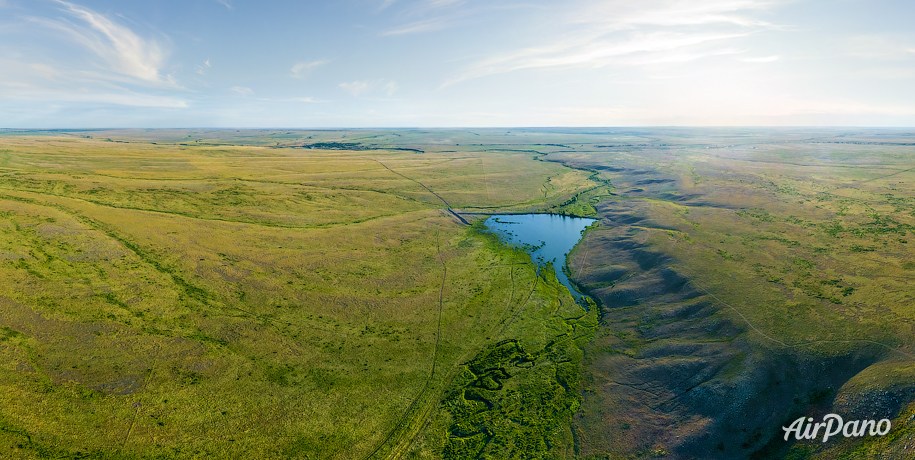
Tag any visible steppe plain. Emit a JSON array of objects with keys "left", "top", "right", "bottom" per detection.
[{"left": 0, "top": 128, "right": 911, "bottom": 459}]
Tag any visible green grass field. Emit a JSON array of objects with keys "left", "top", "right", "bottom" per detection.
[
  {"left": 0, "top": 128, "right": 911, "bottom": 459},
  {"left": 0, "top": 133, "right": 598, "bottom": 458}
]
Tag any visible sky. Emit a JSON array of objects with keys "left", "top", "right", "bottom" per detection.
[{"left": 1, "top": 0, "right": 914, "bottom": 127}]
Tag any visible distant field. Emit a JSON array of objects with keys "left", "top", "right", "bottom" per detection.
[{"left": 0, "top": 128, "right": 912, "bottom": 459}]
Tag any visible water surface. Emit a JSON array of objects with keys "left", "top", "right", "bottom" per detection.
[{"left": 484, "top": 214, "right": 596, "bottom": 301}]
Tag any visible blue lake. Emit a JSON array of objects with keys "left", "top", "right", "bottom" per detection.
[{"left": 484, "top": 214, "right": 597, "bottom": 302}]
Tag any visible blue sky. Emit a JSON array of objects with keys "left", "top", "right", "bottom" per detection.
[{"left": 1, "top": 0, "right": 914, "bottom": 127}]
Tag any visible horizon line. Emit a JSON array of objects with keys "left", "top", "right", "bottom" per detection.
[{"left": 3, "top": 125, "right": 915, "bottom": 131}]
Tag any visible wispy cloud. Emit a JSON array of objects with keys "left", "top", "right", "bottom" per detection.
[
  {"left": 40, "top": 0, "right": 172, "bottom": 86},
  {"left": 215, "top": 0, "right": 233, "bottom": 11},
  {"left": 380, "top": 0, "right": 470, "bottom": 36},
  {"left": 397, "top": 0, "right": 467, "bottom": 16},
  {"left": 339, "top": 80, "right": 371, "bottom": 96},
  {"left": 424, "top": 0, "right": 465, "bottom": 8},
  {"left": 0, "top": 1, "right": 186, "bottom": 111},
  {"left": 290, "top": 59, "right": 327, "bottom": 79},
  {"left": 0, "top": 58, "right": 186, "bottom": 108},
  {"left": 339, "top": 79, "right": 398, "bottom": 97},
  {"left": 231, "top": 85, "right": 254, "bottom": 96},
  {"left": 566, "top": 0, "right": 779, "bottom": 29},
  {"left": 741, "top": 55, "right": 780, "bottom": 63},
  {"left": 446, "top": 32, "right": 752, "bottom": 85},
  {"left": 196, "top": 58, "right": 211, "bottom": 75},
  {"left": 445, "top": 0, "right": 783, "bottom": 86},
  {"left": 382, "top": 17, "right": 452, "bottom": 36}
]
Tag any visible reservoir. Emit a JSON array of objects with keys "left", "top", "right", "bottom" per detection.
[{"left": 484, "top": 214, "right": 597, "bottom": 302}]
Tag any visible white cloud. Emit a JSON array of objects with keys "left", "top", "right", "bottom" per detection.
[
  {"left": 382, "top": 17, "right": 452, "bottom": 36},
  {"left": 231, "top": 85, "right": 254, "bottom": 96},
  {"left": 567, "top": 0, "right": 778, "bottom": 29},
  {"left": 339, "top": 80, "right": 371, "bottom": 96},
  {"left": 446, "top": 31, "right": 751, "bottom": 86},
  {"left": 44, "top": 1, "right": 172, "bottom": 86},
  {"left": 741, "top": 55, "right": 780, "bottom": 63},
  {"left": 215, "top": 0, "right": 233, "bottom": 10},
  {"left": 338, "top": 79, "right": 398, "bottom": 97},
  {"left": 417, "top": 0, "right": 466, "bottom": 13},
  {"left": 445, "top": 0, "right": 782, "bottom": 86},
  {"left": 380, "top": 0, "right": 471, "bottom": 36},
  {"left": 196, "top": 58, "right": 211, "bottom": 75},
  {"left": 290, "top": 60, "right": 327, "bottom": 79},
  {"left": 0, "top": 74, "right": 187, "bottom": 108},
  {"left": 292, "top": 97, "right": 320, "bottom": 104}
]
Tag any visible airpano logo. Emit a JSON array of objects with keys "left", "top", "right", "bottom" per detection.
[{"left": 783, "top": 413, "right": 892, "bottom": 443}]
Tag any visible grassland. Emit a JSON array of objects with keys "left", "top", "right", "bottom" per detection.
[
  {"left": 549, "top": 128, "right": 915, "bottom": 458},
  {"left": 0, "top": 128, "right": 911, "bottom": 459},
  {"left": 0, "top": 132, "right": 598, "bottom": 458}
]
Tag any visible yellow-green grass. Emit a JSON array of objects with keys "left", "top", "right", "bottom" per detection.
[
  {"left": 5, "top": 129, "right": 910, "bottom": 458},
  {"left": 0, "top": 135, "right": 597, "bottom": 458},
  {"left": 640, "top": 152, "right": 913, "bottom": 355}
]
